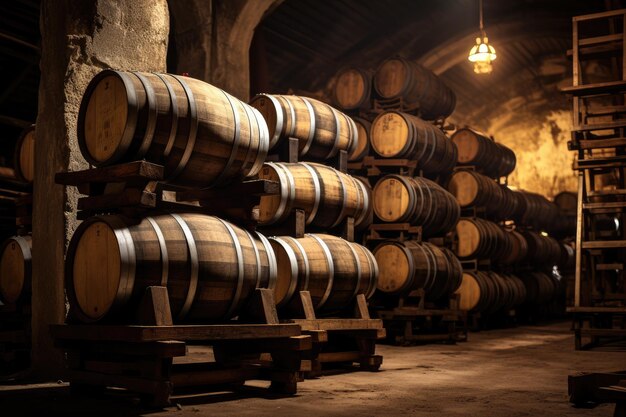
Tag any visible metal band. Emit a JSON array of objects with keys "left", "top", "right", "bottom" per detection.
[
  {"left": 131, "top": 72, "right": 158, "bottom": 159},
  {"left": 283, "top": 95, "right": 297, "bottom": 138},
  {"left": 262, "top": 162, "right": 291, "bottom": 225},
  {"left": 286, "top": 236, "right": 310, "bottom": 292},
  {"left": 116, "top": 222, "right": 137, "bottom": 307},
  {"left": 346, "top": 241, "right": 363, "bottom": 299},
  {"left": 170, "top": 214, "right": 199, "bottom": 320},
  {"left": 268, "top": 237, "right": 298, "bottom": 307},
  {"left": 324, "top": 106, "right": 342, "bottom": 159},
  {"left": 256, "top": 231, "right": 277, "bottom": 290},
  {"left": 146, "top": 217, "right": 169, "bottom": 287},
  {"left": 422, "top": 125, "right": 438, "bottom": 170},
  {"left": 353, "top": 178, "right": 369, "bottom": 227},
  {"left": 346, "top": 116, "right": 359, "bottom": 156},
  {"left": 330, "top": 169, "right": 350, "bottom": 228},
  {"left": 244, "top": 229, "right": 262, "bottom": 290},
  {"left": 212, "top": 89, "right": 242, "bottom": 185},
  {"left": 216, "top": 218, "right": 245, "bottom": 319},
  {"left": 421, "top": 242, "right": 437, "bottom": 292},
  {"left": 301, "top": 163, "right": 321, "bottom": 225},
  {"left": 152, "top": 73, "right": 179, "bottom": 160},
  {"left": 169, "top": 75, "right": 198, "bottom": 180},
  {"left": 306, "top": 234, "right": 334, "bottom": 310},
  {"left": 366, "top": 247, "right": 379, "bottom": 299},
  {"left": 248, "top": 106, "right": 270, "bottom": 176},
  {"left": 258, "top": 94, "right": 283, "bottom": 149},
  {"left": 299, "top": 97, "right": 316, "bottom": 155}
]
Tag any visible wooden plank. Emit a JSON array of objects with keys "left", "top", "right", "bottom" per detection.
[
  {"left": 584, "top": 201, "right": 626, "bottom": 210},
  {"left": 55, "top": 161, "right": 164, "bottom": 185},
  {"left": 578, "top": 33, "right": 623, "bottom": 46},
  {"left": 562, "top": 80, "right": 626, "bottom": 96},
  {"left": 55, "top": 340, "right": 186, "bottom": 357},
  {"left": 51, "top": 323, "right": 302, "bottom": 342},
  {"left": 597, "top": 263, "right": 624, "bottom": 271},
  {"left": 578, "top": 328, "right": 626, "bottom": 337},
  {"left": 582, "top": 240, "right": 626, "bottom": 249},
  {"left": 289, "top": 318, "right": 383, "bottom": 332},
  {"left": 573, "top": 9, "right": 626, "bottom": 22},
  {"left": 77, "top": 189, "right": 156, "bottom": 211},
  {"left": 577, "top": 137, "right": 626, "bottom": 149},
  {"left": 567, "top": 306, "right": 626, "bottom": 313}
]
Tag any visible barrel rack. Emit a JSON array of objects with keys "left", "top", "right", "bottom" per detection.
[
  {"left": 51, "top": 287, "right": 310, "bottom": 406},
  {"left": 562, "top": 8, "right": 626, "bottom": 349},
  {"left": 261, "top": 137, "right": 386, "bottom": 377}
]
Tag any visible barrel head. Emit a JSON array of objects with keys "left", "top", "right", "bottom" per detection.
[
  {"left": 0, "top": 240, "right": 25, "bottom": 304},
  {"left": 374, "top": 243, "right": 410, "bottom": 294}
]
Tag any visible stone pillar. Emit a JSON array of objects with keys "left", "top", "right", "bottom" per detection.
[{"left": 33, "top": 0, "right": 169, "bottom": 376}]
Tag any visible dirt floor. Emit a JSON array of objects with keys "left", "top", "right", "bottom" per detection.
[{"left": 1, "top": 321, "right": 624, "bottom": 417}]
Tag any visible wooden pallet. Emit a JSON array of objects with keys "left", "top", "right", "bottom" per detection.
[
  {"left": 282, "top": 291, "right": 385, "bottom": 377},
  {"left": 375, "top": 289, "right": 467, "bottom": 345},
  {"left": 569, "top": 369, "right": 626, "bottom": 416},
  {"left": 55, "top": 161, "right": 279, "bottom": 228},
  {"left": 0, "top": 301, "right": 31, "bottom": 379},
  {"left": 51, "top": 287, "right": 311, "bottom": 407}
]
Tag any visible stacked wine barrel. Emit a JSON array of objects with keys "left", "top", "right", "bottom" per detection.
[
  {"left": 0, "top": 124, "right": 36, "bottom": 308},
  {"left": 445, "top": 127, "right": 566, "bottom": 322},
  {"left": 64, "top": 70, "right": 378, "bottom": 324}
]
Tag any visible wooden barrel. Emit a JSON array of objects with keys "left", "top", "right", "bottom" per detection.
[
  {"left": 348, "top": 118, "right": 371, "bottom": 161},
  {"left": 558, "top": 241, "right": 575, "bottom": 271},
  {"left": 250, "top": 94, "right": 358, "bottom": 159},
  {"left": 520, "top": 272, "right": 560, "bottom": 305},
  {"left": 512, "top": 190, "right": 559, "bottom": 231},
  {"left": 454, "top": 218, "right": 511, "bottom": 260},
  {"left": 0, "top": 236, "right": 32, "bottom": 304},
  {"left": 270, "top": 234, "right": 377, "bottom": 315},
  {"left": 456, "top": 271, "right": 526, "bottom": 313},
  {"left": 66, "top": 214, "right": 277, "bottom": 323},
  {"left": 373, "top": 57, "right": 456, "bottom": 119},
  {"left": 374, "top": 240, "right": 462, "bottom": 301},
  {"left": 450, "top": 128, "right": 516, "bottom": 178},
  {"left": 257, "top": 162, "right": 370, "bottom": 229},
  {"left": 77, "top": 70, "right": 268, "bottom": 188},
  {"left": 498, "top": 229, "right": 528, "bottom": 265},
  {"left": 14, "top": 125, "right": 35, "bottom": 184},
  {"left": 553, "top": 191, "right": 577, "bottom": 213},
  {"left": 333, "top": 68, "right": 372, "bottom": 111},
  {"left": 370, "top": 111, "right": 457, "bottom": 175},
  {"left": 446, "top": 169, "right": 518, "bottom": 219},
  {"left": 372, "top": 175, "right": 460, "bottom": 236},
  {"left": 522, "top": 230, "right": 562, "bottom": 266}
]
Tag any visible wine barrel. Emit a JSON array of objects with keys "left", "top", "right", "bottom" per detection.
[
  {"left": 456, "top": 271, "right": 526, "bottom": 313},
  {"left": 14, "top": 125, "right": 35, "bottom": 184},
  {"left": 553, "top": 191, "right": 577, "bottom": 213},
  {"left": 454, "top": 218, "right": 510, "bottom": 260},
  {"left": 77, "top": 70, "right": 268, "bottom": 188},
  {"left": 498, "top": 229, "right": 528, "bottom": 265},
  {"left": 450, "top": 128, "right": 516, "bottom": 178},
  {"left": 374, "top": 240, "right": 462, "bottom": 301},
  {"left": 0, "top": 236, "right": 32, "bottom": 304},
  {"left": 370, "top": 111, "right": 457, "bottom": 175},
  {"left": 348, "top": 118, "right": 371, "bottom": 161},
  {"left": 520, "top": 271, "right": 560, "bottom": 305},
  {"left": 257, "top": 162, "right": 370, "bottom": 229},
  {"left": 250, "top": 94, "right": 358, "bottom": 159},
  {"left": 372, "top": 175, "right": 460, "bottom": 236},
  {"left": 66, "top": 214, "right": 277, "bottom": 323},
  {"left": 270, "top": 234, "right": 377, "bottom": 315},
  {"left": 512, "top": 190, "right": 559, "bottom": 231},
  {"left": 446, "top": 169, "right": 518, "bottom": 220},
  {"left": 522, "top": 230, "right": 562, "bottom": 266},
  {"left": 333, "top": 68, "right": 372, "bottom": 111},
  {"left": 373, "top": 57, "right": 456, "bottom": 119}
]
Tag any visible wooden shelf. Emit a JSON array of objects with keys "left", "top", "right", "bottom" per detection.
[
  {"left": 562, "top": 80, "right": 626, "bottom": 96},
  {"left": 582, "top": 240, "right": 626, "bottom": 249}
]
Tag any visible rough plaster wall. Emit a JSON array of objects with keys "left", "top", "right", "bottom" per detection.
[
  {"left": 449, "top": 56, "right": 577, "bottom": 199},
  {"left": 34, "top": 0, "right": 168, "bottom": 375}
]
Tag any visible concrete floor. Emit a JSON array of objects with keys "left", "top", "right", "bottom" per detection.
[{"left": 0, "top": 321, "right": 624, "bottom": 417}]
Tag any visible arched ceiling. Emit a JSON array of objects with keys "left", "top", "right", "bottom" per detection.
[{"left": 252, "top": 0, "right": 618, "bottom": 124}]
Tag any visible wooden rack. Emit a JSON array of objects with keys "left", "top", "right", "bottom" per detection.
[
  {"left": 51, "top": 287, "right": 311, "bottom": 407},
  {"left": 375, "top": 289, "right": 466, "bottom": 345},
  {"left": 282, "top": 291, "right": 384, "bottom": 377},
  {"left": 55, "top": 160, "right": 278, "bottom": 228}
]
